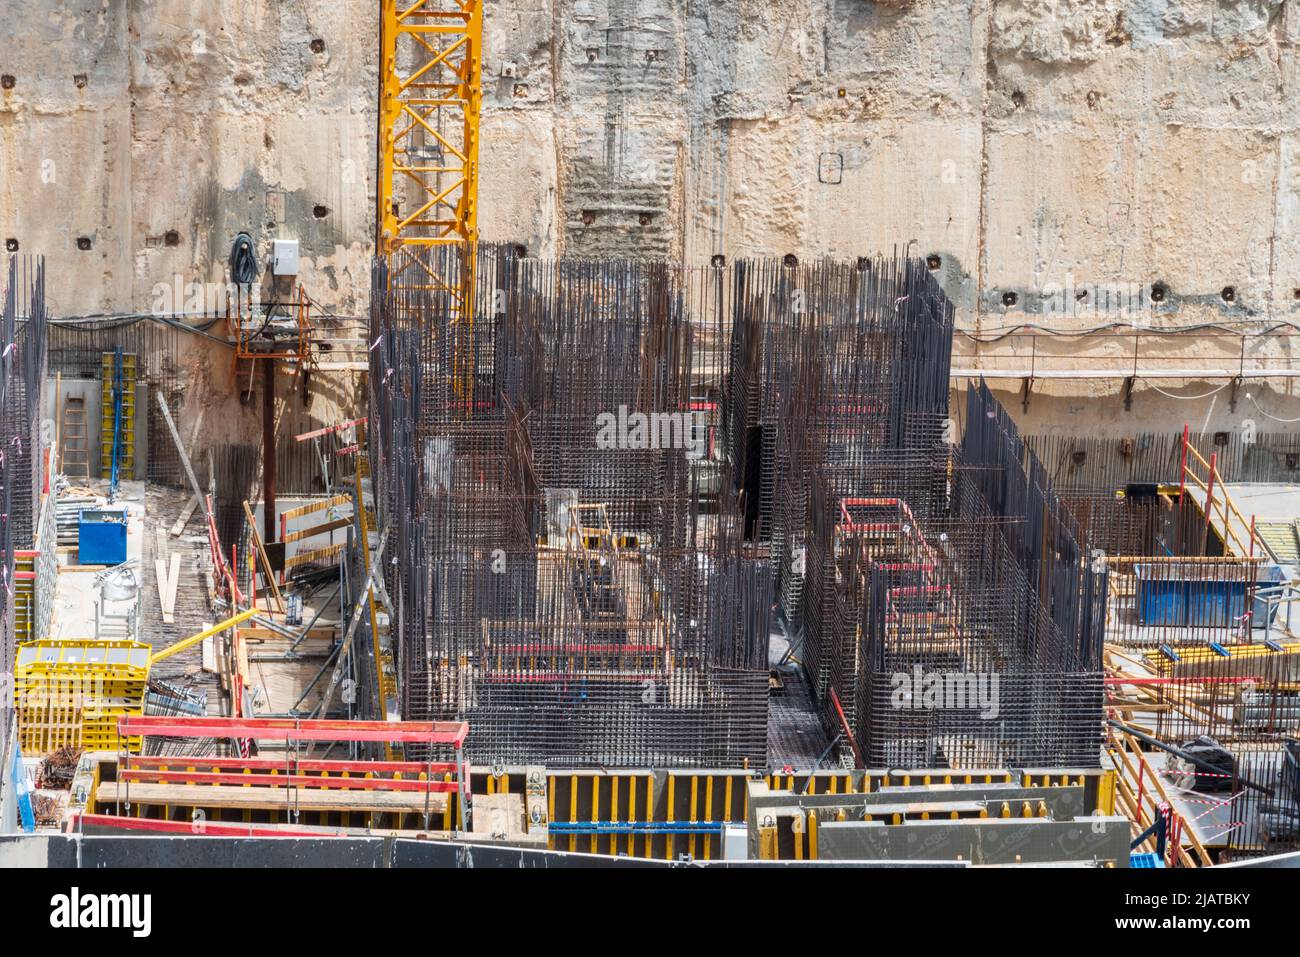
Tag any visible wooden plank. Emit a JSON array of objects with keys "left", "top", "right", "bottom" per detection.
[
  {"left": 170, "top": 495, "right": 200, "bottom": 537},
  {"left": 284, "top": 542, "right": 345, "bottom": 570},
  {"left": 294, "top": 417, "right": 367, "bottom": 443},
  {"left": 95, "top": 781, "right": 448, "bottom": 815},
  {"left": 284, "top": 516, "right": 352, "bottom": 544},
  {"left": 281, "top": 494, "right": 351, "bottom": 521},
  {"left": 242, "top": 500, "right": 285, "bottom": 613},
  {"left": 161, "top": 553, "right": 181, "bottom": 624},
  {"left": 155, "top": 393, "right": 211, "bottom": 523},
  {"left": 154, "top": 560, "right": 172, "bottom": 624},
  {"left": 240, "top": 626, "right": 335, "bottom": 641}
]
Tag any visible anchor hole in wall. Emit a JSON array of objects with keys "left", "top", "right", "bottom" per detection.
[
  {"left": 1221, "top": 285, "right": 1236, "bottom": 303},
  {"left": 164, "top": 230, "right": 180, "bottom": 247},
  {"left": 580, "top": 210, "right": 596, "bottom": 226},
  {"left": 310, "top": 38, "right": 325, "bottom": 54},
  {"left": 76, "top": 236, "right": 92, "bottom": 251},
  {"left": 1002, "top": 291, "right": 1018, "bottom": 307},
  {"left": 783, "top": 253, "right": 799, "bottom": 269},
  {"left": 4, "top": 239, "right": 17, "bottom": 252},
  {"left": 926, "top": 254, "right": 941, "bottom": 271},
  {"left": 1150, "top": 282, "right": 1167, "bottom": 303},
  {"left": 711, "top": 254, "right": 726, "bottom": 269},
  {"left": 313, "top": 205, "right": 329, "bottom": 219},
  {"left": 73, "top": 74, "right": 87, "bottom": 89}
]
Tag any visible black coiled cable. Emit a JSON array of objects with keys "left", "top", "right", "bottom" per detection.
[{"left": 229, "top": 232, "right": 258, "bottom": 285}]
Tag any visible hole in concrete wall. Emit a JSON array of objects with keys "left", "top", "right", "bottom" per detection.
[
  {"left": 782, "top": 253, "right": 798, "bottom": 268},
  {"left": 1086, "top": 90, "right": 1102, "bottom": 109},
  {"left": 1076, "top": 289, "right": 1088, "bottom": 301},
  {"left": 310, "top": 38, "right": 325, "bottom": 54},
  {"left": 1287, "top": 452, "right": 1300, "bottom": 470},
  {"left": 513, "top": 83, "right": 529, "bottom": 98},
  {"left": 1119, "top": 438, "right": 1135, "bottom": 458},
  {"left": 711, "top": 254, "right": 726, "bottom": 268},
  {"left": 73, "top": 74, "right": 87, "bottom": 89},
  {"left": 1293, "top": 288, "right": 1300, "bottom": 300},
  {"left": 1071, "top": 450, "right": 1087, "bottom": 466},
  {"left": 856, "top": 256, "right": 871, "bottom": 271},
  {"left": 837, "top": 87, "right": 847, "bottom": 98},
  {"left": 580, "top": 210, "right": 596, "bottom": 226},
  {"left": 164, "top": 230, "right": 180, "bottom": 247},
  {"left": 1011, "top": 90, "right": 1026, "bottom": 109},
  {"left": 512, "top": 244, "right": 527, "bottom": 258},
  {"left": 391, "top": 201, "right": 400, "bottom": 217},
  {"left": 586, "top": 48, "right": 600, "bottom": 63},
  {"left": 313, "top": 205, "right": 329, "bottom": 219},
  {"left": 645, "top": 49, "right": 660, "bottom": 63},
  {"left": 4, "top": 238, "right": 17, "bottom": 252},
  {"left": 1001, "top": 291, "right": 1018, "bottom": 307},
  {"left": 926, "top": 254, "right": 941, "bottom": 271},
  {"left": 76, "top": 236, "right": 92, "bottom": 251},
  {"left": 638, "top": 212, "right": 654, "bottom": 226},
  {"left": 0, "top": 75, "right": 14, "bottom": 90},
  {"left": 1213, "top": 431, "right": 1230, "bottom": 447},
  {"left": 1150, "top": 282, "right": 1167, "bottom": 303},
  {"left": 1221, "top": 285, "right": 1236, "bottom": 303}
]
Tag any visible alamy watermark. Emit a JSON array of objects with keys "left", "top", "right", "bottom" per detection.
[
  {"left": 890, "top": 666, "right": 1000, "bottom": 719},
  {"left": 595, "top": 405, "right": 705, "bottom": 458}
]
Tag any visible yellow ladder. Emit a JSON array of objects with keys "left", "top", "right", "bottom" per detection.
[{"left": 100, "top": 352, "right": 137, "bottom": 476}]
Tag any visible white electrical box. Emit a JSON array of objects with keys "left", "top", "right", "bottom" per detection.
[
  {"left": 271, "top": 239, "right": 299, "bottom": 276},
  {"left": 723, "top": 825, "right": 748, "bottom": 860}
]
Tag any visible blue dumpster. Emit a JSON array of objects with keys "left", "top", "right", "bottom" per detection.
[
  {"left": 78, "top": 508, "right": 128, "bottom": 565},
  {"left": 1135, "top": 562, "right": 1281, "bottom": 628}
]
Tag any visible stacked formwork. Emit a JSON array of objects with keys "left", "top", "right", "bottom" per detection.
[{"left": 371, "top": 248, "right": 770, "bottom": 767}]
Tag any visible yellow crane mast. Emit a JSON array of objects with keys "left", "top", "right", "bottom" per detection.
[{"left": 378, "top": 0, "right": 482, "bottom": 346}]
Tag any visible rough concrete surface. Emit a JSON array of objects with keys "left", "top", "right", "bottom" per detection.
[{"left": 4, "top": 1, "right": 1300, "bottom": 433}]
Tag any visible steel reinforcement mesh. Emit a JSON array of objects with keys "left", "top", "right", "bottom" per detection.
[
  {"left": 369, "top": 247, "right": 1103, "bottom": 770},
  {"left": 1, "top": 256, "right": 48, "bottom": 773},
  {"left": 372, "top": 247, "right": 769, "bottom": 767}
]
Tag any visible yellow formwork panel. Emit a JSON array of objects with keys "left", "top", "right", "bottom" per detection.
[{"left": 15, "top": 638, "right": 150, "bottom": 755}]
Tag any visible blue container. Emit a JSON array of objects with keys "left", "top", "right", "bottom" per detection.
[
  {"left": 1135, "top": 566, "right": 1185, "bottom": 625},
  {"left": 78, "top": 508, "right": 127, "bottom": 565},
  {"left": 1135, "top": 562, "right": 1279, "bottom": 628}
]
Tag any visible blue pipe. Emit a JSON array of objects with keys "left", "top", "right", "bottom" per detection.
[{"left": 547, "top": 821, "right": 729, "bottom": 835}]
